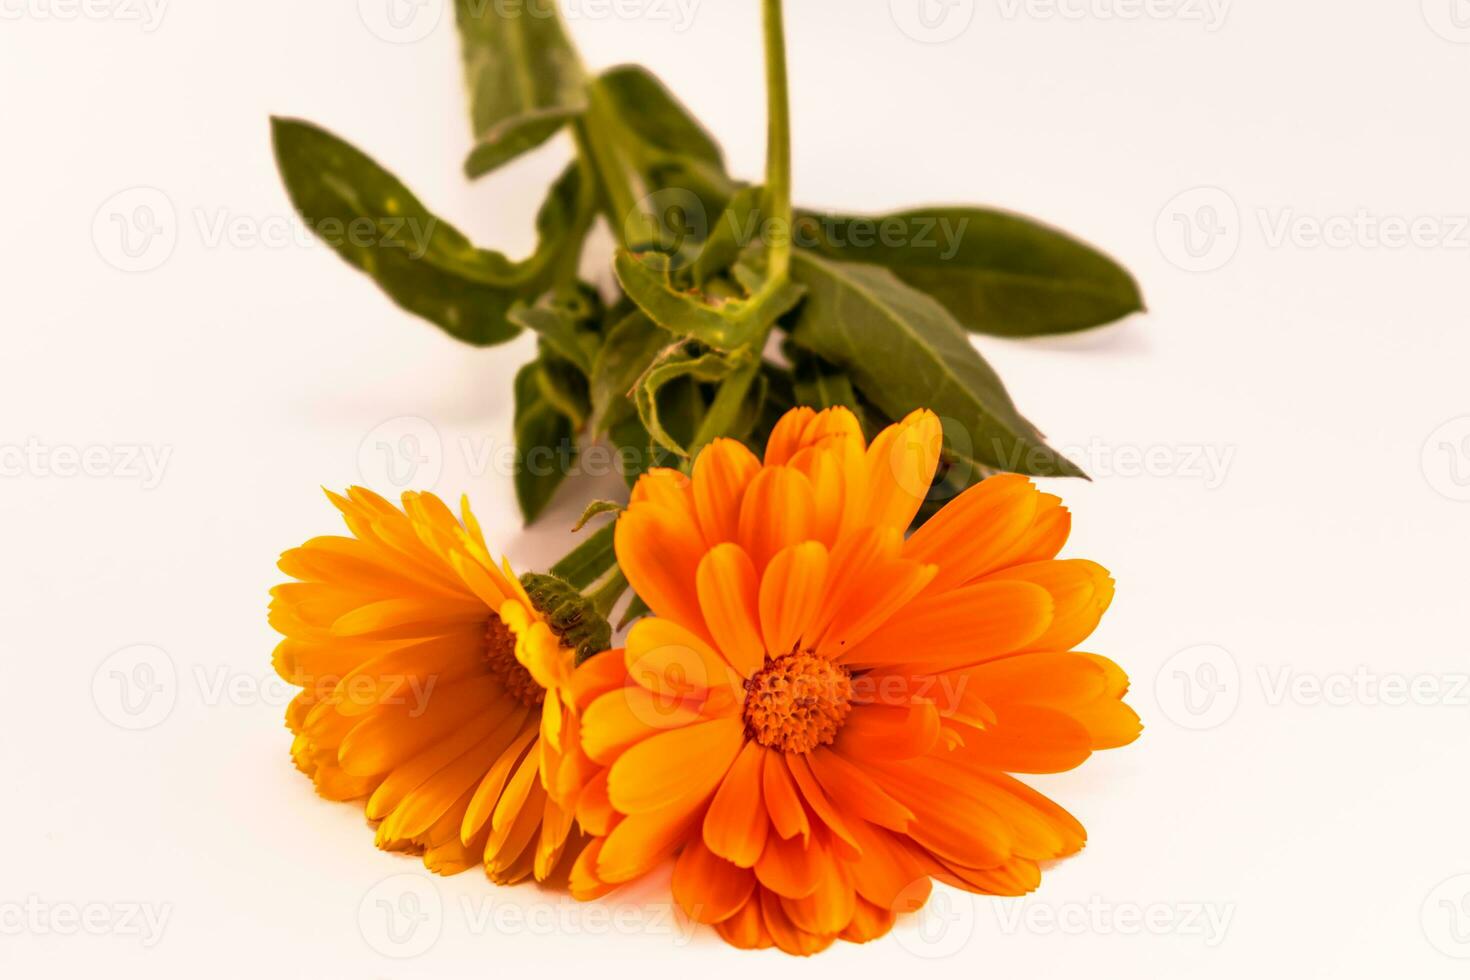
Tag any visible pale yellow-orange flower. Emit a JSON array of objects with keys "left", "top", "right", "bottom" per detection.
[{"left": 270, "top": 488, "right": 597, "bottom": 882}]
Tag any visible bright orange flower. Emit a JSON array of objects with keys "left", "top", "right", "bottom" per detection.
[
  {"left": 569, "top": 407, "right": 1140, "bottom": 955},
  {"left": 270, "top": 488, "right": 598, "bottom": 883}
]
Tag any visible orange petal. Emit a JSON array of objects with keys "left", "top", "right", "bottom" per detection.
[
  {"left": 704, "top": 740, "right": 770, "bottom": 867},
  {"left": 615, "top": 504, "right": 709, "bottom": 640},
  {"left": 596, "top": 791, "right": 708, "bottom": 884},
  {"left": 761, "top": 749, "right": 810, "bottom": 842},
  {"left": 982, "top": 560, "right": 1114, "bottom": 653},
  {"left": 692, "top": 438, "right": 761, "bottom": 546},
  {"left": 625, "top": 617, "right": 740, "bottom": 700},
  {"left": 673, "top": 838, "right": 757, "bottom": 924},
  {"left": 904, "top": 474, "right": 1040, "bottom": 591},
  {"left": 764, "top": 407, "right": 818, "bottom": 466},
  {"left": 755, "top": 828, "right": 823, "bottom": 898},
  {"left": 842, "top": 579, "right": 1053, "bottom": 671},
  {"left": 695, "top": 544, "right": 766, "bottom": 678},
  {"left": 758, "top": 541, "right": 829, "bottom": 657},
  {"left": 806, "top": 747, "right": 914, "bottom": 832},
  {"left": 580, "top": 685, "right": 703, "bottom": 765},
  {"left": 737, "top": 467, "right": 816, "bottom": 572},
  {"left": 864, "top": 409, "right": 942, "bottom": 533},
  {"left": 714, "top": 892, "right": 773, "bottom": 949},
  {"left": 760, "top": 886, "right": 835, "bottom": 956},
  {"left": 606, "top": 717, "right": 744, "bottom": 814}
]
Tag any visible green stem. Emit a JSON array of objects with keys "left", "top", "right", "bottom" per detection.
[
  {"left": 586, "top": 568, "right": 628, "bottom": 620},
  {"left": 762, "top": 0, "right": 793, "bottom": 283},
  {"left": 575, "top": 92, "right": 641, "bottom": 247}
]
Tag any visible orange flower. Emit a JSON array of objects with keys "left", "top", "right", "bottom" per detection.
[
  {"left": 568, "top": 407, "right": 1140, "bottom": 955},
  {"left": 270, "top": 488, "right": 599, "bottom": 883}
]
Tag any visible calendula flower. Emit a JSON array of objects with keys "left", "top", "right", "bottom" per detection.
[
  {"left": 270, "top": 487, "right": 606, "bottom": 883},
  {"left": 568, "top": 407, "right": 1140, "bottom": 955}
]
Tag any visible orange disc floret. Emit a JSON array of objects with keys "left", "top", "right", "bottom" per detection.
[{"left": 569, "top": 406, "right": 1140, "bottom": 955}]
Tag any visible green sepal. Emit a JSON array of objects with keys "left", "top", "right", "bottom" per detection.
[{"left": 519, "top": 573, "right": 613, "bottom": 666}]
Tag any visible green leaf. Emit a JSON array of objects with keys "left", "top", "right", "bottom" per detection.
[
  {"left": 592, "top": 65, "right": 738, "bottom": 232},
  {"left": 549, "top": 521, "right": 617, "bottom": 590},
  {"left": 594, "top": 64, "right": 725, "bottom": 176},
  {"left": 617, "top": 593, "right": 651, "bottom": 630},
  {"left": 589, "top": 311, "right": 670, "bottom": 435},
  {"left": 688, "top": 355, "right": 767, "bottom": 458},
  {"left": 614, "top": 250, "right": 805, "bottom": 352},
  {"left": 534, "top": 348, "right": 591, "bottom": 431},
  {"left": 513, "top": 360, "right": 577, "bottom": 523},
  {"left": 271, "top": 117, "right": 579, "bottom": 345},
  {"left": 509, "top": 293, "right": 600, "bottom": 377},
  {"left": 455, "top": 0, "right": 586, "bottom": 177},
  {"left": 572, "top": 500, "right": 624, "bottom": 533},
  {"left": 608, "top": 413, "right": 678, "bottom": 487},
  {"left": 465, "top": 107, "right": 582, "bottom": 179},
  {"left": 788, "top": 347, "right": 863, "bottom": 419},
  {"left": 694, "top": 186, "right": 763, "bottom": 287},
  {"left": 798, "top": 208, "right": 1142, "bottom": 337},
  {"left": 634, "top": 347, "right": 747, "bottom": 457},
  {"left": 789, "top": 252, "right": 1084, "bottom": 479}
]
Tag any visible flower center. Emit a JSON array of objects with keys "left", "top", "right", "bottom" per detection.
[
  {"left": 484, "top": 616, "right": 544, "bottom": 707},
  {"left": 743, "top": 651, "right": 853, "bottom": 754}
]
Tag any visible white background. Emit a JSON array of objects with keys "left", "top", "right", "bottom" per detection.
[{"left": 3, "top": 1, "right": 1469, "bottom": 976}]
